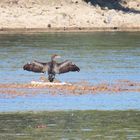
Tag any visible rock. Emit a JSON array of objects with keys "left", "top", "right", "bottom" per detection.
[
  {"left": 71, "top": 0, "right": 81, "bottom": 4},
  {"left": 48, "top": 24, "right": 51, "bottom": 28}
]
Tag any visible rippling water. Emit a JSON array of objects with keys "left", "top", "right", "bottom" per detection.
[
  {"left": 0, "top": 110, "right": 140, "bottom": 140},
  {"left": 0, "top": 32, "right": 140, "bottom": 112},
  {"left": 0, "top": 32, "right": 140, "bottom": 84},
  {"left": 0, "top": 32, "right": 140, "bottom": 139}
]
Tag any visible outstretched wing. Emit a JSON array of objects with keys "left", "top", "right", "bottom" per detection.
[
  {"left": 57, "top": 60, "right": 80, "bottom": 74},
  {"left": 23, "top": 60, "right": 49, "bottom": 73}
]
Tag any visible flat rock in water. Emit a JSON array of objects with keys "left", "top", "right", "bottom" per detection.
[{"left": 31, "top": 81, "right": 71, "bottom": 86}]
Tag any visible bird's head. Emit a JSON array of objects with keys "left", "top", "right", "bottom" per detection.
[{"left": 51, "top": 54, "right": 61, "bottom": 61}]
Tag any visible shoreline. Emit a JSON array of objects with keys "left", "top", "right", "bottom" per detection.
[
  {"left": 0, "top": 1, "right": 140, "bottom": 33},
  {"left": 0, "top": 27, "right": 140, "bottom": 34}
]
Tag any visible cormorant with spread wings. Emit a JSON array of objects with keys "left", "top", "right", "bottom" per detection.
[{"left": 23, "top": 54, "right": 80, "bottom": 82}]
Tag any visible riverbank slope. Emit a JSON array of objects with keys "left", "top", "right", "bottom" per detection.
[{"left": 0, "top": 0, "right": 140, "bottom": 31}]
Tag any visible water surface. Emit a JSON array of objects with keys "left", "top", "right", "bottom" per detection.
[
  {"left": 0, "top": 110, "right": 140, "bottom": 140},
  {"left": 0, "top": 92, "right": 140, "bottom": 112},
  {"left": 0, "top": 32, "right": 140, "bottom": 112},
  {"left": 0, "top": 32, "right": 140, "bottom": 84}
]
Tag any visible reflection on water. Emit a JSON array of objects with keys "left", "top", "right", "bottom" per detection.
[
  {"left": 0, "top": 32, "right": 140, "bottom": 84},
  {"left": 0, "top": 110, "right": 140, "bottom": 140}
]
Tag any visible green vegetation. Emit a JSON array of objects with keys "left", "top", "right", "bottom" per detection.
[{"left": 0, "top": 110, "right": 140, "bottom": 140}]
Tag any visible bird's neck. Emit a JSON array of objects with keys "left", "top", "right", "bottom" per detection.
[
  {"left": 51, "top": 57, "right": 55, "bottom": 61},
  {"left": 51, "top": 59, "right": 55, "bottom": 63},
  {"left": 50, "top": 59, "right": 56, "bottom": 67},
  {"left": 49, "top": 60, "right": 56, "bottom": 74}
]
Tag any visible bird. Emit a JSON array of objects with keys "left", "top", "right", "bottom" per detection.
[{"left": 23, "top": 54, "right": 80, "bottom": 82}]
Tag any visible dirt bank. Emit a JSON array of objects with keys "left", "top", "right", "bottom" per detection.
[
  {"left": 0, "top": 0, "right": 140, "bottom": 31},
  {"left": 0, "top": 80, "right": 140, "bottom": 97}
]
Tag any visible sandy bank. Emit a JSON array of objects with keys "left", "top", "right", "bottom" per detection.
[
  {"left": 0, "top": 0, "right": 140, "bottom": 31},
  {"left": 0, "top": 80, "right": 140, "bottom": 97}
]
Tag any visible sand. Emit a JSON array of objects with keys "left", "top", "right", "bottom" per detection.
[
  {"left": 0, "top": 0, "right": 140, "bottom": 31},
  {"left": 0, "top": 80, "right": 140, "bottom": 97}
]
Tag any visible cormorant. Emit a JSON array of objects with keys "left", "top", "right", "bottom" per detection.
[{"left": 23, "top": 54, "right": 80, "bottom": 82}]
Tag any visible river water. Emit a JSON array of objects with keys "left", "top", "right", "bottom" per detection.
[
  {"left": 0, "top": 32, "right": 140, "bottom": 112},
  {"left": 0, "top": 32, "right": 140, "bottom": 84},
  {"left": 0, "top": 32, "right": 140, "bottom": 140}
]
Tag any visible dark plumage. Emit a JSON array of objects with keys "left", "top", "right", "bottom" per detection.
[{"left": 23, "top": 54, "right": 80, "bottom": 82}]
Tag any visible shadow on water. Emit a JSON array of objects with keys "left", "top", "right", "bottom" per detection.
[
  {"left": 84, "top": 0, "right": 140, "bottom": 14},
  {"left": 0, "top": 110, "right": 140, "bottom": 140}
]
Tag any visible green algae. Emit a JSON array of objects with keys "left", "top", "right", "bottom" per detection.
[{"left": 0, "top": 110, "right": 140, "bottom": 140}]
